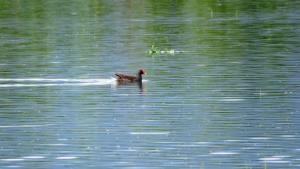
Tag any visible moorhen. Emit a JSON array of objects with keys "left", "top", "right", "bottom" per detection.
[{"left": 115, "top": 69, "right": 146, "bottom": 83}]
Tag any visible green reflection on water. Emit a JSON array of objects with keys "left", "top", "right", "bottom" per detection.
[{"left": 0, "top": 1, "right": 299, "bottom": 168}]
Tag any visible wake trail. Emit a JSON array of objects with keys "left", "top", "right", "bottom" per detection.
[{"left": 0, "top": 78, "right": 117, "bottom": 88}]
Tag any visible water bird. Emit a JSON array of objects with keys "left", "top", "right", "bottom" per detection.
[{"left": 115, "top": 69, "right": 146, "bottom": 83}]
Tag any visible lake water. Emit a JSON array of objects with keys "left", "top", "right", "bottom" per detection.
[{"left": 0, "top": 1, "right": 300, "bottom": 169}]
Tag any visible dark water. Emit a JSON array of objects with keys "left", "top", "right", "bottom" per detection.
[{"left": 1, "top": 1, "right": 300, "bottom": 168}]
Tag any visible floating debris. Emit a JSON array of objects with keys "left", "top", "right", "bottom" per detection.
[{"left": 148, "top": 45, "right": 178, "bottom": 55}]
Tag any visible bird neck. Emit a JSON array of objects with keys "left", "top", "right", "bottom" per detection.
[{"left": 137, "top": 73, "right": 143, "bottom": 82}]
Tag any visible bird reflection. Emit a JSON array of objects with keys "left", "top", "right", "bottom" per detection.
[{"left": 116, "top": 80, "right": 146, "bottom": 93}]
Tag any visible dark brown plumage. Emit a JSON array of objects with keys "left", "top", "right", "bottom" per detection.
[{"left": 115, "top": 69, "right": 146, "bottom": 83}]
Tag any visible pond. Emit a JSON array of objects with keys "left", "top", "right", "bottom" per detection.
[{"left": 0, "top": 0, "right": 300, "bottom": 169}]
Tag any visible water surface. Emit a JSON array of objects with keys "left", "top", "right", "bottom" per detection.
[{"left": 1, "top": 0, "right": 300, "bottom": 168}]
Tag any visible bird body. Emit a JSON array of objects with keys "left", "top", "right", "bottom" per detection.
[{"left": 115, "top": 69, "right": 146, "bottom": 83}]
